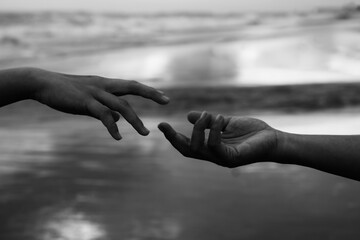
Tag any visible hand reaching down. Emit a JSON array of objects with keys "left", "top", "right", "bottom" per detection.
[{"left": 27, "top": 68, "right": 170, "bottom": 140}]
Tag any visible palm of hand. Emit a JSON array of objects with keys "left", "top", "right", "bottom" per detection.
[
  {"left": 158, "top": 113, "right": 279, "bottom": 168},
  {"left": 216, "top": 117, "right": 277, "bottom": 167}
]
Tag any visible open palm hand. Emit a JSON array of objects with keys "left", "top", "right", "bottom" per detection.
[{"left": 159, "top": 111, "right": 278, "bottom": 168}]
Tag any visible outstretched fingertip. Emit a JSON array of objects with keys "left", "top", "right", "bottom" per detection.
[
  {"left": 158, "top": 122, "right": 177, "bottom": 139},
  {"left": 108, "top": 127, "right": 122, "bottom": 141},
  {"left": 141, "top": 127, "right": 150, "bottom": 136},
  {"left": 158, "top": 122, "right": 170, "bottom": 132},
  {"left": 114, "top": 131, "right": 122, "bottom": 141},
  {"left": 160, "top": 95, "right": 170, "bottom": 104},
  {"left": 153, "top": 89, "right": 170, "bottom": 105}
]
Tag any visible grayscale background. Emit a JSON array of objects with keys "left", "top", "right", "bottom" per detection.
[{"left": 1, "top": 0, "right": 360, "bottom": 239}]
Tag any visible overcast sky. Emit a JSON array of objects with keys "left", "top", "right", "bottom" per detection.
[{"left": 1, "top": 0, "right": 359, "bottom": 12}]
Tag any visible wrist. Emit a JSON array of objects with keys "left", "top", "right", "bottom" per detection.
[
  {"left": 272, "top": 130, "right": 296, "bottom": 164},
  {"left": 24, "top": 67, "right": 47, "bottom": 101}
]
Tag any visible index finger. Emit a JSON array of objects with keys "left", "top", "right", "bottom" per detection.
[
  {"left": 107, "top": 80, "right": 170, "bottom": 105},
  {"left": 158, "top": 122, "right": 193, "bottom": 158}
]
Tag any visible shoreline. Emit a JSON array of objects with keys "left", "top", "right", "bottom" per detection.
[
  {"left": 133, "top": 82, "right": 360, "bottom": 115},
  {"left": 0, "top": 83, "right": 360, "bottom": 126}
]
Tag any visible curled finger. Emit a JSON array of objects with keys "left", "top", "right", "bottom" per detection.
[
  {"left": 111, "top": 111, "right": 120, "bottom": 122},
  {"left": 95, "top": 91, "right": 150, "bottom": 136},
  {"left": 208, "top": 114, "right": 227, "bottom": 157},
  {"left": 87, "top": 100, "right": 122, "bottom": 140},
  {"left": 190, "top": 111, "right": 211, "bottom": 152}
]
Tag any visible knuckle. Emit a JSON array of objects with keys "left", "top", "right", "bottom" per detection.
[
  {"left": 101, "top": 109, "right": 113, "bottom": 119},
  {"left": 122, "top": 111, "right": 139, "bottom": 123},
  {"left": 91, "top": 75, "right": 101, "bottom": 80},
  {"left": 89, "top": 75, "right": 110, "bottom": 89},
  {"left": 93, "top": 75, "right": 105, "bottom": 82},
  {"left": 103, "top": 79, "right": 117, "bottom": 92},
  {"left": 86, "top": 85, "right": 99, "bottom": 95},
  {"left": 85, "top": 75, "right": 102, "bottom": 82},
  {"left": 118, "top": 99, "right": 130, "bottom": 107},
  {"left": 85, "top": 99, "right": 97, "bottom": 111},
  {"left": 104, "top": 108, "right": 113, "bottom": 115},
  {"left": 128, "top": 80, "right": 140, "bottom": 90},
  {"left": 130, "top": 80, "right": 139, "bottom": 85},
  {"left": 127, "top": 115, "right": 139, "bottom": 124}
]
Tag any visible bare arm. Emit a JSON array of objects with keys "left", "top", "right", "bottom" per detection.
[
  {"left": 0, "top": 67, "right": 170, "bottom": 140},
  {"left": 0, "top": 68, "right": 40, "bottom": 106},
  {"left": 159, "top": 111, "right": 360, "bottom": 181},
  {"left": 277, "top": 133, "right": 360, "bottom": 181}
]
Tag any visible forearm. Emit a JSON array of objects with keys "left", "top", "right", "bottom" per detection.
[
  {"left": 0, "top": 68, "right": 41, "bottom": 107},
  {"left": 276, "top": 131, "right": 360, "bottom": 181}
]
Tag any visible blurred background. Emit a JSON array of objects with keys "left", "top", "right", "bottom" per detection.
[{"left": 1, "top": 0, "right": 360, "bottom": 239}]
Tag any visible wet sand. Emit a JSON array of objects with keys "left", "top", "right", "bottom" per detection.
[{"left": 0, "top": 112, "right": 360, "bottom": 240}]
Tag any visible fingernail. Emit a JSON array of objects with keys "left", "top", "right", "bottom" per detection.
[
  {"left": 200, "top": 111, "right": 207, "bottom": 119},
  {"left": 158, "top": 124, "right": 165, "bottom": 132},
  {"left": 161, "top": 96, "right": 170, "bottom": 102},
  {"left": 215, "top": 114, "right": 221, "bottom": 122}
]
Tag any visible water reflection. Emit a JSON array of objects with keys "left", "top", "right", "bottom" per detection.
[
  {"left": 131, "top": 218, "right": 181, "bottom": 239},
  {"left": 36, "top": 208, "right": 106, "bottom": 240},
  {"left": 0, "top": 116, "right": 360, "bottom": 239},
  {"left": 0, "top": 129, "right": 54, "bottom": 177}
]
